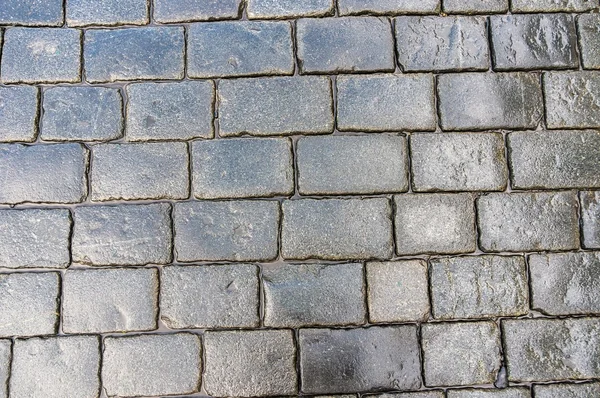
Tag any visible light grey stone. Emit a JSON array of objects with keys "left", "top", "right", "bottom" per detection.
[
  {"left": 544, "top": 71, "right": 600, "bottom": 128},
  {"left": 0, "top": 0, "right": 63, "bottom": 25},
  {"left": 154, "top": 0, "right": 241, "bottom": 22},
  {"left": 534, "top": 382, "right": 600, "bottom": 398},
  {"left": 0, "top": 86, "right": 38, "bottom": 142},
  {"left": 67, "top": 0, "right": 148, "bottom": 26},
  {"left": 338, "top": 0, "right": 440, "bottom": 15},
  {"left": 374, "top": 393, "right": 444, "bottom": 398},
  {"left": 447, "top": 388, "right": 531, "bottom": 398},
  {"left": 0, "top": 340, "right": 9, "bottom": 398},
  {"left": 248, "top": 0, "right": 334, "bottom": 18},
  {"left": 511, "top": 0, "right": 599, "bottom": 12},
  {"left": 578, "top": 14, "right": 600, "bottom": 69},
  {"left": 443, "top": 0, "right": 509, "bottom": 13},
  {"left": 582, "top": 191, "right": 600, "bottom": 248}
]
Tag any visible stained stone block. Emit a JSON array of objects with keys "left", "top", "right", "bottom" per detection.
[
  {"left": 447, "top": 388, "right": 531, "bottom": 398},
  {"left": 511, "top": 0, "right": 599, "bottom": 12},
  {"left": 544, "top": 71, "right": 600, "bottom": 128},
  {"left": 374, "top": 393, "right": 444, "bottom": 398},
  {"left": 581, "top": 191, "right": 600, "bottom": 248},
  {"left": 534, "top": 382, "right": 600, "bottom": 398},
  {"left": 338, "top": 0, "right": 440, "bottom": 15},
  {"left": 0, "top": 0, "right": 63, "bottom": 25},
  {"left": 0, "top": 86, "right": 38, "bottom": 142},
  {"left": 0, "top": 340, "right": 9, "bottom": 398},
  {"left": 67, "top": 0, "right": 148, "bottom": 26},
  {"left": 247, "top": 0, "right": 334, "bottom": 18},
  {"left": 443, "top": 0, "right": 509, "bottom": 13},
  {"left": 154, "top": 0, "right": 241, "bottom": 22},
  {"left": 578, "top": 14, "right": 600, "bottom": 69}
]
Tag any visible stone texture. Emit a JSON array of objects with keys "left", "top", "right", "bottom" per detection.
[
  {"left": 338, "top": 0, "right": 440, "bottom": 15},
  {"left": 544, "top": 71, "right": 600, "bottom": 128},
  {"left": 63, "top": 268, "right": 158, "bottom": 333},
  {"left": 443, "top": 0, "right": 509, "bottom": 13},
  {"left": 192, "top": 138, "right": 293, "bottom": 199},
  {"left": 160, "top": 264, "right": 260, "bottom": 329},
  {"left": 263, "top": 263, "right": 366, "bottom": 327},
  {"left": 447, "top": 388, "right": 531, "bottom": 398},
  {"left": 300, "top": 326, "right": 422, "bottom": 394},
  {"left": 582, "top": 191, "right": 600, "bottom": 248},
  {"left": 511, "top": 0, "right": 599, "bottom": 12},
  {"left": 297, "top": 134, "right": 408, "bottom": 195},
  {"left": 154, "top": 0, "right": 241, "bottom": 22},
  {"left": 0, "top": 0, "right": 63, "bottom": 25},
  {"left": 103, "top": 333, "right": 201, "bottom": 397},
  {"left": 248, "top": 0, "right": 334, "bottom": 18},
  {"left": 204, "top": 330, "right": 297, "bottom": 397},
  {"left": 578, "top": 14, "right": 600, "bottom": 69},
  {"left": 0, "top": 340, "right": 9, "bottom": 398},
  {"left": 281, "top": 198, "right": 393, "bottom": 260},
  {"left": 67, "top": 0, "right": 148, "bottom": 26},
  {"left": 375, "top": 393, "right": 444, "bottom": 398},
  {"left": 534, "top": 382, "right": 600, "bottom": 398},
  {"left": 0, "top": 86, "right": 38, "bottom": 142}
]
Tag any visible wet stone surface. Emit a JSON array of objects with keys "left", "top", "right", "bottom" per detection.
[
  {"left": 66, "top": 0, "right": 148, "bottom": 26},
  {"left": 544, "top": 71, "right": 600, "bottom": 128},
  {"left": 578, "top": 14, "right": 600, "bottom": 69},
  {"left": 153, "top": 0, "right": 241, "bottom": 22},
  {"left": 0, "top": 0, "right": 63, "bottom": 25},
  {"left": 0, "top": 86, "right": 38, "bottom": 142},
  {"left": 447, "top": 388, "right": 531, "bottom": 398},
  {"left": 511, "top": 0, "right": 599, "bottom": 12},
  {"left": 443, "top": 0, "right": 509, "bottom": 13},
  {"left": 581, "top": 191, "right": 600, "bottom": 248},
  {"left": 338, "top": 0, "right": 440, "bottom": 15},
  {"left": 375, "top": 392, "right": 445, "bottom": 398},
  {"left": 533, "top": 382, "right": 600, "bottom": 398},
  {"left": 247, "top": 0, "right": 334, "bottom": 18}
]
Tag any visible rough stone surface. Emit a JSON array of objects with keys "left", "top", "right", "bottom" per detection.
[
  {"left": 67, "top": 0, "right": 148, "bottom": 26},
  {"left": 0, "top": 340, "right": 9, "bottom": 398},
  {"left": 338, "top": 0, "right": 440, "bottom": 15},
  {"left": 0, "top": 86, "right": 38, "bottom": 142},
  {"left": 443, "top": 0, "right": 509, "bottom": 13},
  {"left": 544, "top": 71, "right": 600, "bottom": 128},
  {"left": 534, "top": 382, "right": 600, "bottom": 398},
  {"left": 581, "top": 191, "right": 600, "bottom": 248},
  {"left": 154, "top": 0, "right": 241, "bottom": 22},
  {"left": 447, "top": 388, "right": 531, "bottom": 398},
  {"left": 511, "top": 0, "right": 599, "bottom": 12},
  {"left": 0, "top": 0, "right": 63, "bottom": 25},
  {"left": 248, "top": 0, "right": 334, "bottom": 18},
  {"left": 375, "top": 393, "right": 444, "bottom": 398},
  {"left": 578, "top": 14, "right": 600, "bottom": 69}
]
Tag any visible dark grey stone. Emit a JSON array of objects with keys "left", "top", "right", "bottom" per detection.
[
  {"left": 512, "top": 0, "right": 599, "bottom": 12},
  {"left": 338, "top": 0, "right": 440, "bottom": 15},
  {"left": 443, "top": 0, "right": 509, "bottom": 13},
  {"left": 578, "top": 14, "right": 600, "bottom": 69},
  {"left": 0, "top": 86, "right": 38, "bottom": 142},
  {"left": 534, "top": 382, "right": 600, "bottom": 398},
  {"left": 67, "top": 0, "right": 148, "bottom": 26},
  {"left": 544, "top": 71, "right": 600, "bottom": 128},
  {"left": 581, "top": 191, "right": 600, "bottom": 248},
  {"left": 248, "top": 0, "right": 334, "bottom": 18},
  {"left": 0, "top": 0, "right": 63, "bottom": 26},
  {"left": 154, "top": 0, "right": 241, "bottom": 22},
  {"left": 0, "top": 340, "right": 9, "bottom": 398},
  {"left": 447, "top": 388, "right": 531, "bottom": 398}
]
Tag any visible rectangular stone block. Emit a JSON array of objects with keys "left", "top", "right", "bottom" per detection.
[
  {"left": 154, "top": 0, "right": 241, "bottom": 22},
  {"left": 0, "top": 340, "right": 9, "bottom": 398},
  {"left": 447, "top": 388, "right": 531, "bottom": 398},
  {"left": 581, "top": 191, "right": 600, "bottom": 248},
  {"left": 67, "top": 0, "right": 148, "bottom": 26},
  {"left": 443, "top": 0, "right": 509, "bottom": 13},
  {"left": 248, "top": 0, "right": 334, "bottom": 18},
  {"left": 0, "top": 86, "right": 38, "bottom": 142},
  {"left": 375, "top": 393, "right": 444, "bottom": 398},
  {"left": 534, "top": 382, "right": 600, "bottom": 398},
  {"left": 544, "top": 72, "right": 600, "bottom": 128},
  {"left": 578, "top": 14, "right": 600, "bottom": 69},
  {"left": 338, "top": 0, "right": 440, "bottom": 15},
  {"left": 0, "top": 0, "right": 63, "bottom": 25},
  {"left": 512, "top": 0, "right": 598, "bottom": 12}
]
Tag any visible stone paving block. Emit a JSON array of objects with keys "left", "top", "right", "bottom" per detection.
[
  {"left": 375, "top": 393, "right": 444, "bottom": 398},
  {"left": 188, "top": 21, "right": 293, "bottom": 78},
  {"left": 0, "top": 209, "right": 70, "bottom": 269},
  {"left": 395, "top": 16, "right": 489, "bottom": 72},
  {"left": 503, "top": 318, "right": 600, "bottom": 382},
  {"left": 578, "top": 14, "right": 600, "bottom": 69},
  {"left": 248, "top": 0, "right": 334, "bottom": 18},
  {"left": 160, "top": 264, "right": 259, "bottom": 329},
  {"left": 477, "top": 192, "right": 580, "bottom": 252},
  {"left": 0, "top": 86, "right": 38, "bottom": 142},
  {"left": 491, "top": 14, "right": 578, "bottom": 70},
  {"left": 192, "top": 138, "right": 293, "bottom": 199},
  {"left": 297, "top": 134, "right": 408, "bottom": 195},
  {"left": 282, "top": 198, "right": 393, "bottom": 260},
  {"left": 447, "top": 388, "right": 531, "bottom": 398},
  {"left": 512, "top": 0, "right": 599, "bottom": 12},
  {"left": 438, "top": 72, "right": 543, "bottom": 130},
  {"left": 534, "top": 382, "right": 600, "bottom": 398},
  {"left": 544, "top": 71, "right": 600, "bottom": 128},
  {"left": 0, "top": 340, "right": 9, "bottom": 398},
  {"left": 41, "top": 86, "right": 123, "bottom": 142},
  {"left": 154, "top": 0, "right": 241, "bottom": 22},
  {"left": 300, "top": 326, "right": 422, "bottom": 394},
  {"left": 103, "top": 333, "right": 201, "bottom": 397},
  {"left": 411, "top": 132, "right": 507, "bottom": 192},
  {"left": 0, "top": 143, "right": 88, "bottom": 204},
  {"left": 126, "top": 81, "right": 214, "bottom": 141},
  {"left": 337, "top": 74, "right": 436, "bottom": 131},
  {"left": 338, "top": 0, "right": 440, "bottom": 15},
  {"left": 508, "top": 130, "right": 600, "bottom": 189},
  {"left": 174, "top": 201, "right": 279, "bottom": 262},
  {"left": 367, "top": 260, "right": 430, "bottom": 323},
  {"left": 90, "top": 142, "right": 189, "bottom": 201},
  {"left": 395, "top": 194, "right": 476, "bottom": 255},
  {"left": 63, "top": 268, "right": 158, "bottom": 333},
  {"left": 1, "top": 28, "right": 81, "bottom": 83},
  {"left": 263, "top": 263, "right": 366, "bottom": 327},
  {"left": 443, "top": 0, "right": 509, "bottom": 13},
  {"left": 204, "top": 330, "right": 297, "bottom": 397},
  {"left": 84, "top": 27, "right": 184, "bottom": 83},
  {"left": 422, "top": 321, "right": 501, "bottom": 387},
  {"left": 67, "top": 0, "right": 148, "bottom": 26},
  {"left": 0, "top": 0, "right": 63, "bottom": 25},
  {"left": 297, "top": 17, "right": 394, "bottom": 74},
  {"left": 581, "top": 191, "right": 600, "bottom": 248},
  {"left": 430, "top": 255, "right": 529, "bottom": 320},
  {"left": 10, "top": 336, "right": 100, "bottom": 398},
  {"left": 219, "top": 76, "right": 333, "bottom": 136}
]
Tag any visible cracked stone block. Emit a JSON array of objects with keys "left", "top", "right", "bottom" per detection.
[
  {"left": 103, "top": 333, "right": 201, "bottom": 397},
  {"left": 67, "top": 0, "right": 148, "bottom": 26},
  {"left": 578, "top": 14, "right": 600, "bottom": 69},
  {"left": 297, "top": 17, "right": 394, "bottom": 74},
  {"left": 160, "top": 264, "right": 260, "bottom": 329},
  {"left": 188, "top": 21, "right": 294, "bottom": 78},
  {"left": 0, "top": 86, "right": 38, "bottom": 142},
  {"left": 63, "top": 268, "right": 158, "bottom": 333},
  {"left": 443, "top": 0, "right": 509, "bottom": 13},
  {"left": 411, "top": 132, "right": 507, "bottom": 192},
  {"left": 126, "top": 81, "right": 214, "bottom": 141},
  {"left": 41, "top": 86, "right": 123, "bottom": 142},
  {"left": 422, "top": 322, "right": 502, "bottom": 387},
  {"left": 582, "top": 191, "right": 600, "bottom": 248},
  {"left": 338, "top": 0, "right": 440, "bottom": 15},
  {"left": 544, "top": 71, "right": 600, "bottom": 128},
  {"left": 534, "top": 382, "right": 600, "bottom": 398},
  {"left": 263, "top": 263, "right": 366, "bottom": 327},
  {"left": 219, "top": 76, "right": 333, "bottom": 136},
  {"left": 512, "top": 0, "right": 599, "bottom": 12},
  {"left": 1, "top": 28, "right": 81, "bottom": 83},
  {"left": 90, "top": 142, "right": 189, "bottom": 201},
  {"left": 337, "top": 74, "right": 436, "bottom": 131},
  {"left": 477, "top": 192, "right": 580, "bottom": 252},
  {"left": 282, "top": 198, "right": 393, "bottom": 260},
  {"left": 447, "top": 388, "right": 531, "bottom": 398},
  {"left": 174, "top": 201, "right": 279, "bottom": 262},
  {"left": 0, "top": 340, "right": 9, "bottom": 398},
  {"left": 395, "top": 16, "right": 489, "bottom": 72},
  {"left": 248, "top": 0, "right": 334, "bottom": 18},
  {"left": 503, "top": 318, "right": 600, "bottom": 382},
  {"left": 367, "top": 260, "right": 430, "bottom": 323},
  {"left": 0, "top": 0, "right": 63, "bottom": 25},
  {"left": 192, "top": 138, "right": 293, "bottom": 199},
  {"left": 0, "top": 143, "right": 88, "bottom": 204},
  {"left": 297, "top": 134, "right": 408, "bottom": 195},
  {"left": 84, "top": 27, "right": 184, "bottom": 83},
  {"left": 430, "top": 255, "right": 529, "bottom": 320},
  {"left": 300, "top": 326, "right": 422, "bottom": 394},
  {"left": 395, "top": 194, "right": 476, "bottom": 255},
  {"left": 438, "top": 72, "right": 543, "bottom": 130},
  {"left": 154, "top": 0, "right": 241, "bottom": 22},
  {"left": 10, "top": 336, "right": 100, "bottom": 398},
  {"left": 204, "top": 330, "right": 297, "bottom": 397},
  {"left": 374, "top": 393, "right": 444, "bottom": 398}
]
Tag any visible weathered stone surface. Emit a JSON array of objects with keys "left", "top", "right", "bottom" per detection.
[
  {"left": 447, "top": 388, "right": 531, "bottom": 398},
  {"left": 154, "top": 0, "right": 241, "bottom": 22},
  {"left": 248, "top": 0, "right": 334, "bottom": 18},
  {"left": 0, "top": 340, "right": 9, "bottom": 398},
  {"left": 161, "top": 264, "right": 260, "bottom": 329},
  {"left": 395, "top": 194, "right": 476, "bottom": 255},
  {"left": 84, "top": 27, "right": 184, "bottom": 83},
  {"left": 90, "top": 142, "right": 189, "bottom": 201},
  {"left": 582, "top": 191, "right": 600, "bottom": 248},
  {"left": 430, "top": 255, "right": 529, "bottom": 319},
  {"left": 103, "top": 333, "right": 201, "bottom": 397},
  {"left": 438, "top": 72, "right": 543, "bottom": 130},
  {"left": 544, "top": 71, "right": 600, "bottom": 128},
  {"left": 375, "top": 393, "right": 444, "bottom": 398},
  {"left": 443, "top": 0, "right": 509, "bottom": 13},
  {"left": 477, "top": 192, "right": 580, "bottom": 252},
  {"left": 337, "top": 74, "right": 436, "bottom": 131},
  {"left": 192, "top": 138, "right": 293, "bottom": 199},
  {"left": 10, "top": 336, "right": 100, "bottom": 398},
  {"left": 263, "top": 263, "right": 366, "bottom": 327},
  {"left": 411, "top": 132, "right": 507, "bottom": 192},
  {"left": 174, "top": 201, "right": 279, "bottom": 262},
  {"left": 534, "top": 382, "right": 600, "bottom": 398},
  {"left": 0, "top": 0, "right": 63, "bottom": 25},
  {"left": 578, "top": 14, "right": 600, "bottom": 69},
  {"left": 63, "top": 268, "right": 158, "bottom": 333},
  {"left": 512, "top": 0, "right": 598, "bottom": 12},
  {"left": 422, "top": 322, "right": 502, "bottom": 387},
  {"left": 367, "top": 260, "right": 430, "bottom": 323},
  {"left": 338, "top": 0, "right": 440, "bottom": 15},
  {"left": 219, "top": 76, "right": 333, "bottom": 136},
  {"left": 395, "top": 16, "right": 489, "bottom": 72},
  {"left": 0, "top": 86, "right": 38, "bottom": 142},
  {"left": 126, "top": 81, "right": 214, "bottom": 141},
  {"left": 67, "top": 0, "right": 148, "bottom": 26},
  {"left": 503, "top": 318, "right": 600, "bottom": 382},
  {"left": 204, "top": 330, "right": 297, "bottom": 397},
  {"left": 297, "top": 134, "right": 408, "bottom": 195},
  {"left": 188, "top": 21, "right": 294, "bottom": 78},
  {"left": 281, "top": 198, "right": 393, "bottom": 260},
  {"left": 300, "top": 326, "right": 422, "bottom": 394},
  {"left": 41, "top": 86, "right": 123, "bottom": 141}
]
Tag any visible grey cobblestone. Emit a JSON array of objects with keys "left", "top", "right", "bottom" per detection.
[
  {"left": 375, "top": 392, "right": 444, "bottom": 398},
  {"left": 0, "top": 340, "right": 9, "bottom": 398},
  {"left": 66, "top": 0, "right": 148, "bottom": 27},
  {"left": 0, "top": 0, "right": 63, "bottom": 26},
  {"left": 443, "top": 0, "right": 509, "bottom": 13},
  {"left": 0, "top": 86, "right": 38, "bottom": 142},
  {"left": 154, "top": 0, "right": 241, "bottom": 23},
  {"left": 447, "top": 388, "right": 531, "bottom": 398},
  {"left": 247, "top": 0, "right": 334, "bottom": 18},
  {"left": 533, "top": 382, "right": 600, "bottom": 398},
  {"left": 578, "top": 14, "right": 600, "bottom": 69},
  {"left": 338, "top": 0, "right": 440, "bottom": 15},
  {"left": 544, "top": 71, "right": 600, "bottom": 128},
  {"left": 581, "top": 191, "right": 600, "bottom": 248},
  {"left": 511, "top": 0, "right": 599, "bottom": 12}
]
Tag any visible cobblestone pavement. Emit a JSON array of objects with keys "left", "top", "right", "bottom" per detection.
[{"left": 1, "top": 0, "right": 600, "bottom": 397}]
